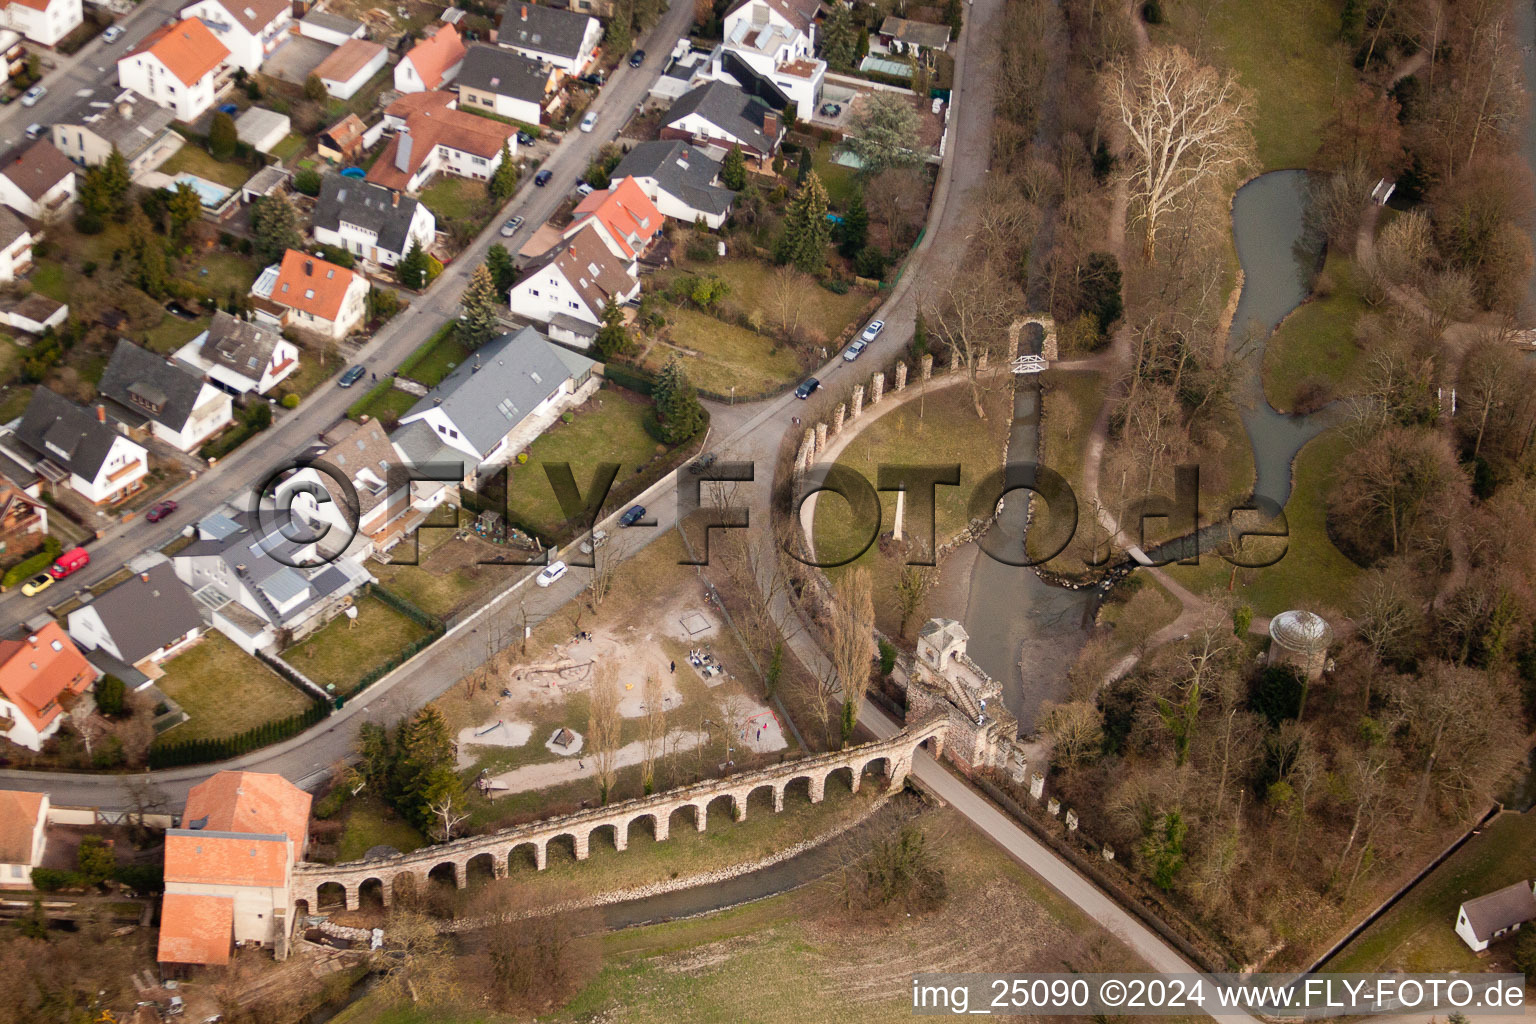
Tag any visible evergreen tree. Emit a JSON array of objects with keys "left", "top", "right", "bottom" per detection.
[
  {"left": 485, "top": 243, "right": 516, "bottom": 294},
  {"left": 773, "top": 170, "right": 832, "bottom": 273},
  {"left": 208, "top": 112, "right": 238, "bottom": 161},
  {"left": 397, "top": 240, "right": 431, "bottom": 289},
  {"left": 821, "top": 2, "right": 857, "bottom": 70},
  {"left": 651, "top": 357, "right": 705, "bottom": 444},
  {"left": 846, "top": 91, "right": 924, "bottom": 174},
  {"left": 101, "top": 148, "right": 132, "bottom": 220},
  {"left": 167, "top": 181, "right": 202, "bottom": 244},
  {"left": 392, "top": 707, "right": 456, "bottom": 831},
  {"left": 459, "top": 262, "right": 502, "bottom": 349},
  {"left": 304, "top": 73, "right": 327, "bottom": 102},
  {"left": 605, "top": 0, "right": 632, "bottom": 50},
  {"left": 126, "top": 207, "right": 169, "bottom": 297},
  {"left": 838, "top": 189, "right": 868, "bottom": 258},
  {"left": 720, "top": 144, "right": 747, "bottom": 191},
  {"left": 594, "top": 300, "right": 630, "bottom": 359},
  {"left": 489, "top": 142, "right": 519, "bottom": 201},
  {"left": 249, "top": 193, "right": 302, "bottom": 264}
]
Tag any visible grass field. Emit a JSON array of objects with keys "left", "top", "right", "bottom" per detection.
[
  {"left": 159, "top": 146, "right": 255, "bottom": 190},
  {"left": 350, "top": 384, "right": 419, "bottom": 427},
  {"left": 1151, "top": 0, "right": 1352, "bottom": 171},
  {"left": 662, "top": 256, "right": 876, "bottom": 346},
  {"left": 153, "top": 633, "right": 311, "bottom": 743},
  {"left": 283, "top": 595, "right": 433, "bottom": 695},
  {"left": 812, "top": 140, "right": 862, "bottom": 210},
  {"left": 420, "top": 177, "right": 489, "bottom": 223},
  {"left": 184, "top": 249, "right": 260, "bottom": 297},
  {"left": 142, "top": 314, "right": 207, "bottom": 355},
  {"left": 1263, "top": 253, "right": 1366, "bottom": 412},
  {"left": 367, "top": 528, "right": 516, "bottom": 620},
  {"left": 1326, "top": 811, "right": 1536, "bottom": 974},
  {"left": 280, "top": 347, "right": 346, "bottom": 400},
  {"left": 642, "top": 307, "right": 804, "bottom": 397},
  {"left": 337, "top": 795, "right": 428, "bottom": 862},
  {"left": 271, "top": 133, "right": 306, "bottom": 162},
  {"left": 401, "top": 330, "right": 470, "bottom": 387}
]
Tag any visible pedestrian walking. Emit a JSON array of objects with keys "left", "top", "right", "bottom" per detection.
[{"left": 670, "top": 660, "right": 676, "bottom": 673}]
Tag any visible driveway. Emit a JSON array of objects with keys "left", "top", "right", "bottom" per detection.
[{"left": 263, "top": 36, "right": 337, "bottom": 85}]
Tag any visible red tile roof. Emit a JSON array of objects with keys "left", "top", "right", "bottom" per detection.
[
  {"left": 384, "top": 89, "right": 458, "bottom": 120},
  {"left": 0, "top": 789, "right": 43, "bottom": 864},
  {"left": 367, "top": 104, "right": 515, "bottom": 191},
  {"left": 565, "top": 176, "right": 662, "bottom": 259},
  {"left": 157, "top": 893, "right": 233, "bottom": 965},
  {"left": 270, "top": 249, "right": 362, "bottom": 323},
  {"left": 164, "top": 832, "right": 291, "bottom": 887},
  {"left": 403, "top": 24, "right": 466, "bottom": 90},
  {"left": 124, "top": 18, "right": 230, "bottom": 87},
  {"left": 0, "top": 623, "right": 95, "bottom": 733},
  {"left": 181, "top": 769, "right": 311, "bottom": 847}
]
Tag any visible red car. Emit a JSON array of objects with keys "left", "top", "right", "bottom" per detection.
[{"left": 146, "top": 500, "right": 178, "bottom": 523}]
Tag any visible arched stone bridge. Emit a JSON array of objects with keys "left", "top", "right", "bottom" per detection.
[{"left": 293, "top": 720, "right": 947, "bottom": 912}]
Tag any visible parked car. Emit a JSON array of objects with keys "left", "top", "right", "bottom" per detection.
[
  {"left": 146, "top": 500, "right": 178, "bottom": 523},
  {"left": 516, "top": 130, "right": 536, "bottom": 146},
  {"left": 102, "top": 24, "right": 124, "bottom": 42},
  {"left": 24, "top": 123, "right": 43, "bottom": 140},
  {"left": 500, "top": 216, "right": 523, "bottom": 236},
  {"left": 575, "top": 180, "right": 594, "bottom": 196},
  {"left": 338, "top": 364, "right": 366, "bottom": 388},
  {"left": 859, "top": 319, "right": 885, "bottom": 343},
  {"left": 687, "top": 452, "right": 718, "bottom": 475},
  {"left": 579, "top": 528, "right": 607, "bottom": 555},
  {"left": 21, "top": 85, "right": 45, "bottom": 107},
  {"left": 578, "top": 71, "right": 604, "bottom": 86},
  {"left": 794, "top": 378, "right": 821, "bottom": 399},
  {"left": 536, "top": 560, "right": 568, "bottom": 587},
  {"left": 534, "top": 169, "right": 553, "bottom": 186},
  {"left": 50, "top": 547, "right": 89, "bottom": 579},
  {"left": 843, "top": 338, "right": 868, "bottom": 361},
  {"left": 21, "top": 573, "right": 52, "bottom": 597},
  {"left": 619, "top": 504, "right": 646, "bottom": 527},
  {"left": 580, "top": 111, "right": 598, "bottom": 133},
  {"left": 629, "top": 49, "right": 646, "bottom": 67},
  {"left": 217, "top": 103, "right": 238, "bottom": 115}
]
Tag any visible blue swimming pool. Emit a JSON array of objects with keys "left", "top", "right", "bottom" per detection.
[{"left": 173, "top": 172, "right": 233, "bottom": 209}]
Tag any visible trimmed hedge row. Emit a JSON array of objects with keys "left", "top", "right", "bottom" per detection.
[
  {"left": 600, "top": 362, "right": 656, "bottom": 396},
  {"left": 2, "top": 536, "right": 60, "bottom": 589},
  {"left": 346, "top": 378, "right": 396, "bottom": 420},
  {"left": 148, "top": 700, "right": 327, "bottom": 768},
  {"left": 396, "top": 321, "right": 459, "bottom": 381}
]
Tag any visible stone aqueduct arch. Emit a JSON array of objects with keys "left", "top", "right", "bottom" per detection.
[
  {"left": 292, "top": 721, "right": 947, "bottom": 911},
  {"left": 1009, "top": 315, "right": 1057, "bottom": 362}
]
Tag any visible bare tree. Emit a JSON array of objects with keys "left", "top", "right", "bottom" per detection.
[
  {"left": 426, "top": 791, "right": 471, "bottom": 843},
  {"left": 1103, "top": 45, "right": 1255, "bottom": 261},
  {"left": 828, "top": 567, "right": 875, "bottom": 746},
  {"left": 586, "top": 534, "right": 628, "bottom": 610},
  {"left": 641, "top": 674, "right": 664, "bottom": 794},
  {"left": 767, "top": 264, "right": 807, "bottom": 342},
  {"left": 893, "top": 565, "right": 936, "bottom": 639},
  {"left": 587, "top": 664, "right": 622, "bottom": 803},
  {"left": 481, "top": 886, "right": 601, "bottom": 1012},
  {"left": 922, "top": 257, "right": 1017, "bottom": 418},
  {"left": 374, "top": 910, "right": 458, "bottom": 1007}
]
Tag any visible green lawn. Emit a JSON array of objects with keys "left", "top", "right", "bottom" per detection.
[
  {"left": 1263, "top": 253, "right": 1366, "bottom": 412},
  {"left": 366, "top": 527, "right": 531, "bottom": 620},
  {"left": 1327, "top": 811, "right": 1536, "bottom": 973},
  {"left": 184, "top": 250, "right": 259, "bottom": 297},
  {"left": 1165, "top": 428, "right": 1361, "bottom": 616},
  {"left": 1152, "top": 0, "right": 1352, "bottom": 171},
  {"left": 158, "top": 145, "right": 255, "bottom": 190},
  {"left": 280, "top": 347, "right": 346, "bottom": 400},
  {"left": 350, "top": 384, "right": 420, "bottom": 429},
  {"left": 283, "top": 595, "right": 433, "bottom": 696},
  {"left": 0, "top": 385, "right": 30, "bottom": 423},
  {"left": 812, "top": 140, "right": 861, "bottom": 210},
  {"left": 29, "top": 261, "right": 69, "bottom": 302},
  {"left": 141, "top": 314, "right": 207, "bottom": 355},
  {"left": 641, "top": 306, "right": 803, "bottom": 398},
  {"left": 662, "top": 257, "right": 876, "bottom": 347},
  {"left": 152, "top": 633, "right": 312, "bottom": 744},
  {"left": 337, "top": 795, "right": 428, "bottom": 862},
  {"left": 420, "top": 176, "right": 489, "bottom": 223},
  {"left": 504, "top": 389, "right": 664, "bottom": 536},
  {"left": 399, "top": 329, "right": 470, "bottom": 387},
  {"left": 271, "top": 132, "right": 306, "bottom": 162}
]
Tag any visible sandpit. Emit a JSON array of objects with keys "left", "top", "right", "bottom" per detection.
[
  {"left": 717, "top": 693, "right": 788, "bottom": 753},
  {"left": 455, "top": 719, "right": 531, "bottom": 768}
]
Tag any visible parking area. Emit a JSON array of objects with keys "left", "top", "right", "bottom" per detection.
[{"left": 264, "top": 35, "right": 337, "bottom": 85}]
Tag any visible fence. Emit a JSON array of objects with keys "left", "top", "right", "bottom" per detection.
[{"left": 147, "top": 699, "right": 328, "bottom": 768}]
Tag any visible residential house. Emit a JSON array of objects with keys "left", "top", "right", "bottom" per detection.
[
  {"left": 313, "top": 175, "right": 436, "bottom": 270},
  {"left": 179, "top": 0, "right": 291, "bottom": 74},
  {"left": 298, "top": 9, "right": 364, "bottom": 45},
  {"left": 314, "top": 38, "right": 387, "bottom": 100},
  {"left": 706, "top": 0, "right": 822, "bottom": 111},
  {"left": 0, "top": 476, "right": 46, "bottom": 555},
  {"left": 159, "top": 771, "right": 311, "bottom": 967},
  {"left": 367, "top": 101, "right": 516, "bottom": 194},
  {"left": 9, "top": 388, "right": 148, "bottom": 505},
  {"left": 508, "top": 224, "right": 639, "bottom": 338},
  {"left": 117, "top": 18, "right": 232, "bottom": 123},
  {"left": 0, "top": 140, "right": 77, "bottom": 220},
  {"left": 395, "top": 325, "right": 596, "bottom": 481},
  {"left": 235, "top": 106, "right": 289, "bottom": 153},
  {"left": 560, "top": 176, "right": 663, "bottom": 261},
  {"left": 174, "top": 310, "right": 299, "bottom": 396},
  {"left": 0, "top": 294, "right": 66, "bottom": 334},
  {"left": 317, "top": 112, "right": 370, "bottom": 163},
  {"left": 0, "top": 623, "right": 97, "bottom": 752},
  {"left": 394, "top": 23, "right": 466, "bottom": 93},
  {"left": 97, "top": 338, "right": 234, "bottom": 453},
  {"left": 171, "top": 508, "right": 371, "bottom": 651},
  {"left": 495, "top": 1, "right": 600, "bottom": 76},
  {"left": 662, "top": 80, "right": 784, "bottom": 165},
  {"left": 380, "top": 87, "right": 456, "bottom": 130},
  {"left": 610, "top": 139, "right": 736, "bottom": 228},
  {"left": 0, "top": 205, "right": 31, "bottom": 282},
  {"left": 254, "top": 249, "right": 369, "bottom": 341},
  {"left": 0, "top": 790, "right": 47, "bottom": 887},
  {"left": 1456, "top": 881, "right": 1536, "bottom": 952},
  {"left": 875, "top": 15, "right": 951, "bottom": 57},
  {"left": 51, "top": 85, "right": 182, "bottom": 177},
  {"left": 0, "top": 0, "right": 81, "bottom": 47},
  {"left": 0, "top": 30, "right": 19, "bottom": 84},
  {"left": 67, "top": 562, "right": 204, "bottom": 675},
  {"left": 455, "top": 44, "right": 553, "bottom": 124},
  {"left": 543, "top": 0, "right": 608, "bottom": 15}
]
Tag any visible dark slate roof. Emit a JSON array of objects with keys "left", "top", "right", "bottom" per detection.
[
  {"left": 612, "top": 140, "right": 736, "bottom": 216},
  {"left": 199, "top": 311, "right": 282, "bottom": 379},
  {"left": 81, "top": 562, "right": 203, "bottom": 665},
  {"left": 313, "top": 175, "right": 430, "bottom": 257},
  {"left": 457, "top": 44, "right": 549, "bottom": 102},
  {"left": 496, "top": 1, "right": 592, "bottom": 60},
  {"left": 178, "top": 509, "right": 359, "bottom": 627},
  {"left": 97, "top": 338, "right": 209, "bottom": 432},
  {"left": 390, "top": 419, "right": 467, "bottom": 471},
  {"left": 1461, "top": 881, "right": 1536, "bottom": 943},
  {"left": 0, "top": 205, "right": 27, "bottom": 251},
  {"left": 666, "top": 81, "right": 775, "bottom": 153},
  {"left": 718, "top": 48, "right": 789, "bottom": 110},
  {"left": 402, "top": 326, "right": 593, "bottom": 457},
  {"left": 14, "top": 388, "right": 126, "bottom": 479}
]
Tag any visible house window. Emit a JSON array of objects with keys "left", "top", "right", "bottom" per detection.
[{"left": 529, "top": 288, "right": 539, "bottom": 297}]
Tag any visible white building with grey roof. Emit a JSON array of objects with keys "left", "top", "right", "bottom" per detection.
[
  {"left": 175, "top": 310, "right": 300, "bottom": 397},
  {"left": 1456, "top": 880, "right": 1536, "bottom": 952},
  {"left": 495, "top": 0, "right": 601, "bottom": 75},
  {"left": 610, "top": 139, "right": 736, "bottom": 228},
  {"left": 7, "top": 388, "right": 149, "bottom": 505},
  {"left": 97, "top": 339, "right": 234, "bottom": 453},
  {"left": 51, "top": 86, "right": 183, "bottom": 177},
  {"left": 67, "top": 562, "right": 204, "bottom": 677},
  {"left": 455, "top": 44, "right": 553, "bottom": 124},
  {"left": 311, "top": 175, "right": 436, "bottom": 270}
]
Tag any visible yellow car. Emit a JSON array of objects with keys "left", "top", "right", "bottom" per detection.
[{"left": 21, "top": 573, "right": 53, "bottom": 597}]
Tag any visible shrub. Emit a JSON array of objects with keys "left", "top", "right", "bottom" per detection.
[
  {"left": 877, "top": 639, "right": 896, "bottom": 676},
  {"left": 561, "top": 411, "right": 574, "bottom": 423},
  {"left": 113, "top": 863, "right": 164, "bottom": 895},
  {"left": 30, "top": 868, "right": 77, "bottom": 892},
  {"left": 3, "top": 536, "right": 61, "bottom": 589},
  {"left": 95, "top": 674, "right": 126, "bottom": 716},
  {"left": 853, "top": 247, "right": 890, "bottom": 280},
  {"left": 281, "top": 393, "right": 300, "bottom": 409},
  {"left": 312, "top": 784, "right": 350, "bottom": 820},
  {"left": 820, "top": 277, "right": 850, "bottom": 294},
  {"left": 294, "top": 168, "right": 322, "bottom": 196}
]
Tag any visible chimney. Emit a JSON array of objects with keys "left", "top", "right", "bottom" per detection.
[
  {"left": 304, "top": 260, "right": 314, "bottom": 276},
  {"left": 520, "top": 3, "right": 527, "bottom": 17},
  {"left": 140, "top": 572, "right": 150, "bottom": 582},
  {"left": 96, "top": 404, "right": 105, "bottom": 423},
  {"left": 392, "top": 191, "right": 399, "bottom": 208},
  {"left": 761, "top": 110, "right": 780, "bottom": 139},
  {"left": 117, "top": 99, "right": 133, "bottom": 118}
]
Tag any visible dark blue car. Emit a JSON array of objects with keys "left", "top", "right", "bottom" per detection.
[{"left": 619, "top": 505, "right": 646, "bottom": 527}]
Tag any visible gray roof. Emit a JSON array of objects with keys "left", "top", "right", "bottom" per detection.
[
  {"left": 235, "top": 106, "right": 289, "bottom": 147},
  {"left": 878, "top": 15, "right": 952, "bottom": 49},
  {"left": 199, "top": 311, "right": 282, "bottom": 380},
  {"left": 403, "top": 326, "right": 593, "bottom": 457},
  {"left": 301, "top": 10, "right": 363, "bottom": 34},
  {"left": 178, "top": 509, "right": 361, "bottom": 627},
  {"left": 612, "top": 139, "right": 735, "bottom": 217},
  {"left": 0, "top": 205, "right": 27, "bottom": 251},
  {"left": 77, "top": 562, "right": 203, "bottom": 665},
  {"left": 666, "top": 81, "right": 775, "bottom": 154},
  {"left": 496, "top": 1, "right": 593, "bottom": 60},
  {"left": 54, "top": 86, "right": 175, "bottom": 163},
  {"left": 14, "top": 388, "right": 127, "bottom": 480},
  {"left": 313, "top": 175, "right": 431, "bottom": 258},
  {"left": 457, "top": 44, "right": 549, "bottom": 103},
  {"left": 97, "top": 338, "right": 209, "bottom": 432},
  {"left": 390, "top": 419, "right": 466, "bottom": 471},
  {"left": 1461, "top": 881, "right": 1536, "bottom": 943}
]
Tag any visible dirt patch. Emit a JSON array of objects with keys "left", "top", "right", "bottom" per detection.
[{"left": 455, "top": 719, "right": 531, "bottom": 769}]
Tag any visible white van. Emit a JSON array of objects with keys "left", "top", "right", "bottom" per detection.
[{"left": 536, "top": 560, "right": 568, "bottom": 587}]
